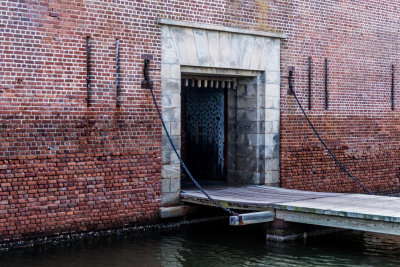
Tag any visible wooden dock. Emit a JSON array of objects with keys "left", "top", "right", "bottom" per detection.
[{"left": 181, "top": 185, "right": 400, "bottom": 235}]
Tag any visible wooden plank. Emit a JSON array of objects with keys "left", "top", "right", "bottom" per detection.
[
  {"left": 229, "top": 211, "right": 275, "bottom": 226},
  {"left": 181, "top": 185, "right": 400, "bottom": 235},
  {"left": 180, "top": 185, "right": 342, "bottom": 207},
  {"left": 180, "top": 194, "right": 273, "bottom": 210},
  {"left": 275, "top": 195, "right": 400, "bottom": 222},
  {"left": 276, "top": 209, "right": 400, "bottom": 236}
]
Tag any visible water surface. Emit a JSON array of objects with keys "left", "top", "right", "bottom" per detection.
[{"left": 2, "top": 221, "right": 400, "bottom": 267}]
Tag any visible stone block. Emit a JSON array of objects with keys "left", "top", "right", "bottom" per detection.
[
  {"left": 159, "top": 205, "right": 194, "bottom": 218},
  {"left": 262, "top": 121, "right": 274, "bottom": 134},
  {"left": 265, "top": 134, "right": 279, "bottom": 146},
  {"left": 265, "top": 83, "right": 280, "bottom": 97},
  {"left": 237, "top": 97, "right": 257, "bottom": 109},
  {"left": 170, "top": 150, "right": 180, "bottom": 164},
  {"left": 227, "top": 108, "right": 237, "bottom": 121},
  {"left": 170, "top": 177, "right": 180, "bottom": 193},
  {"left": 162, "top": 38, "right": 179, "bottom": 64},
  {"left": 230, "top": 33, "right": 244, "bottom": 68},
  {"left": 272, "top": 121, "right": 280, "bottom": 134},
  {"left": 170, "top": 64, "right": 180, "bottom": 78},
  {"left": 228, "top": 169, "right": 250, "bottom": 184},
  {"left": 265, "top": 158, "right": 279, "bottom": 171},
  {"left": 250, "top": 36, "right": 266, "bottom": 70},
  {"left": 240, "top": 36, "right": 255, "bottom": 69},
  {"left": 259, "top": 38, "right": 273, "bottom": 69},
  {"left": 264, "top": 96, "right": 279, "bottom": 109},
  {"left": 162, "top": 178, "right": 171, "bottom": 193},
  {"left": 227, "top": 144, "right": 237, "bottom": 156},
  {"left": 193, "top": 29, "right": 209, "bottom": 66},
  {"left": 162, "top": 107, "right": 180, "bottom": 121},
  {"left": 180, "top": 28, "right": 198, "bottom": 66},
  {"left": 237, "top": 121, "right": 258, "bottom": 134},
  {"left": 207, "top": 30, "right": 220, "bottom": 67},
  {"left": 272, "top": 97, "right": 280, "bottom": 109},
  {"left": 264, "top": 109, "right": 280, "bottom": 121},
  {"left": 237, "top": 108, "right": 257, "bottom": 122},
  {"left": 162, "top": 78, "right": 180, "bottom": 95},
  {"left": 237, "top": 84, "right": 247, "bottom": 96},
  {"left": 169, "top": 27, "right": 186, "bottom": 60},
  {"left": 227, "top": 130, "right": 237, "bottom": 143},
  {"left": 162, "top": 121, "right": 171, "bottom": 136},
  {"left": 262, "top": 145, "right": 279, "bottom": 159},
  {"left": 251, "top": 172, "right": 262, "bottom": 184},
  {"left": 162, "top": 150, "right": 171, "bottom": 165},
  {"left": 236, "top": 145, "right": 257, "bottom": 158},
  {"left": 264, "top": 170, "right": 280, "bottom": 184},
  {"left": 162, "top": 135, "right": 181, "bottom": 150},
  {"left": 162, "top": 192, "right": 180, "bottom": 207},
  {"left": 243, "top": 133, "right": 259, "bottom": 146},
  {"left": 170, "top": 120, "right": 180, "bottom": 136},
  {"left": 246, "top": 84, "right": 258, "bottom": 97},
  {"left": 161, "top": 64, "right": 171, "bottom": 79},
  {"left": 162, "top": 91, "right": 180, "bottom": 108},
  {"left": 265, "top": 39, "right": 281, "bottom": 72},
  {"left": 236, "top": 156, "right": 257, "bottom": 172},
  {"left": 161, "top": 26, "right": 171, "bottom": 38},
  {"left": 266, "top": 71, "right": 280, "bottom": 84},
  {"left": 226, "top": 157, "right": 236, "bottom": 170},
  {"left": 219, "top": 32, "right": 232, "bottom": 68},
  {"left": 161, "top": 164, "right": 180, "bottom": 179}
]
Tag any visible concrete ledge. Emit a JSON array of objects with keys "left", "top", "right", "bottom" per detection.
[
  {"left": 159, "top": 205, "right": 196, "bottom": 219},
  {"left": 158, "top": 18, "right": 287, "bottom": 39}
]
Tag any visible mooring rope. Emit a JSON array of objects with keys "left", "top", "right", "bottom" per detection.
[
  {"left": 288, "top": 80, "right": 374, "bottom": 195},
  {"left": 143, "top": 60, "right": 238, "bottom": 216}
]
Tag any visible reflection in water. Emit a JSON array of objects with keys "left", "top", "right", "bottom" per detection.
[{"left": 2, "top": 221, "right": 400, "bottom": 267}]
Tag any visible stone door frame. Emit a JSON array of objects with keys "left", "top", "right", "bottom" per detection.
[{"left": 159, "top": 19, "right": 285, "bottom": 206}]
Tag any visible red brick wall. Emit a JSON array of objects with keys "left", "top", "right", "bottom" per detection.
[
  {"left": 0, "top": 0, "right": 399, "bottom": 240},
  {"left": 276, "top": 1, "right": 400, "bottom": 193}
]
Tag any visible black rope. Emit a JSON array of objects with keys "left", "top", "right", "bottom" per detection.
[
  {"left": 143, "top": 60, "right": 238, "bottom": 216},
  {"left": 288, "top": 78, "right": 374, "bottom": 195}
]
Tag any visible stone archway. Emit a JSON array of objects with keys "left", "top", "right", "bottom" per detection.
[{"left": 159, "top": 19, "right": 284, "bottom": 206}]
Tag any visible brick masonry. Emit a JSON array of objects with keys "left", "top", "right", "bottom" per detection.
[{"left": 0, "top": 0, "right": 399, "bottom": 240}]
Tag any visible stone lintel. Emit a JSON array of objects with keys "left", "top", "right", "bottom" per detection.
[
  {"left": 158, "top": 18, "right": 287, "bottom": 39},
  {"left": 181, "top": 65, "right": 261, "bottom": 77}
]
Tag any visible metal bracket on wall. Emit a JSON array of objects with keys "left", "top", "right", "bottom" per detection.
[
  {"left": 116, "top": 39, "right": 121, "bottom": 107},
  {"left": 324, "top": 59, "right": 328, "bottom": 110},
  {"left": 141, "top": 54, "right": 153, "bottom": 89},
  {"left": 287, "top": 66, "right": 294, "bottom": 95},
  {"left": 308, "top": 57, "right": 312, "bottom": 110},
  {"left": 86, "top": 36, "right": 91, "bottom": 107},
  {"left": 392, "top": 65, "right": 395, "bottom": 111}
]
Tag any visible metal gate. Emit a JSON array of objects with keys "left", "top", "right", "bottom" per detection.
[{"left": 182, "top": 78, "right": 226, "bottom": 181}]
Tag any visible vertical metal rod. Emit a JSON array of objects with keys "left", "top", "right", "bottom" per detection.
[
  {"left": 324, "top": 58, "right": 328, "bottom": 110},
  {"left": 308, "top": 57, "right": 311, "bottom": 110},
  {"left": 288, "top": 70, "right": 294, "bottom": 95},
  {"left": 86, "top": 36, "right": 91, "bottom": 107},
  {"left": 116, "top": 39, "right": 121, "bottom": 107},
  {"left": 392, "top": 65, "right": 395, "bottom": 111}
]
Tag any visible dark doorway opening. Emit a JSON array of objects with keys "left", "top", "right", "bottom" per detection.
[{"left": 181, "top": 76, "right": 234, "bottom": 187}]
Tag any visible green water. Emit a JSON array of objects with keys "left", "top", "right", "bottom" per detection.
[{"left": 2, "top": 221, "right": 400, "bottom": 267}]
